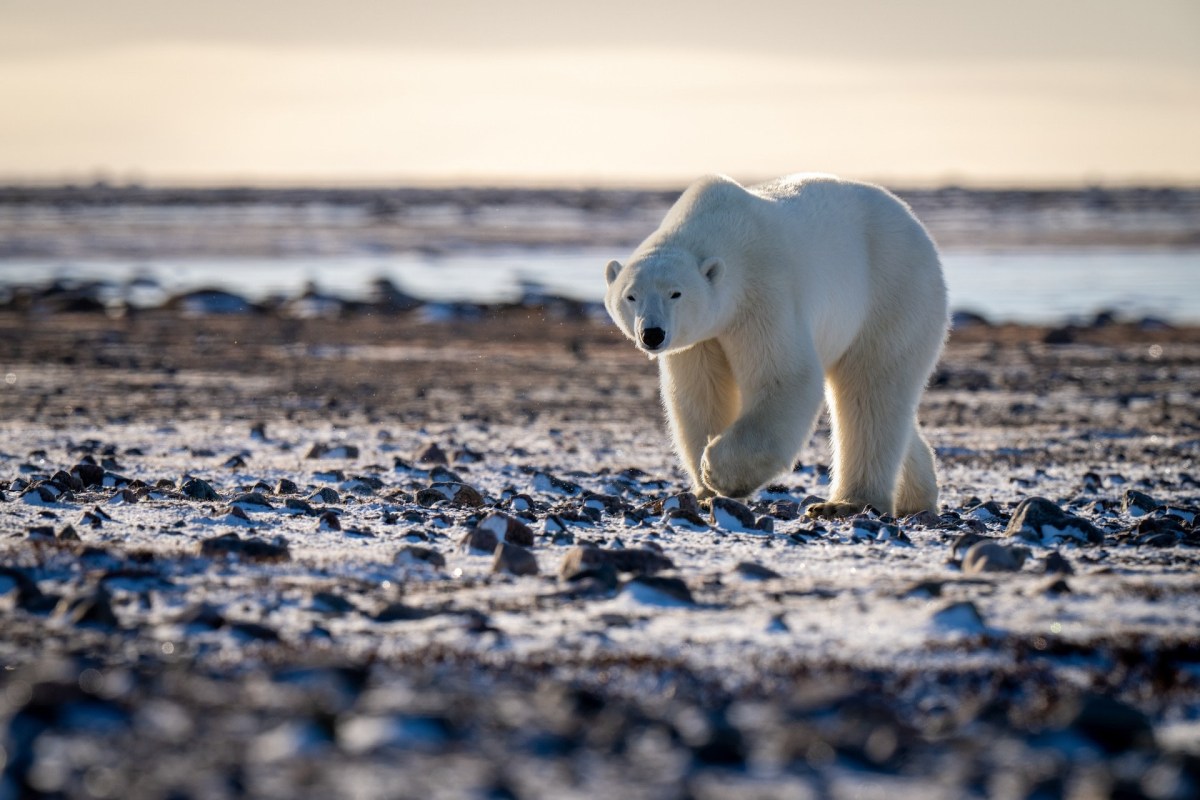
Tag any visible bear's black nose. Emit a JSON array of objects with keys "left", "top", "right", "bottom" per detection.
[{"left": 641, "top": 327, "right": 666, "bottom": 349}]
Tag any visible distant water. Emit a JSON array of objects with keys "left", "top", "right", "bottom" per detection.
[{"left": 1, "top": 247, "right": 1197, "bottom": 323}]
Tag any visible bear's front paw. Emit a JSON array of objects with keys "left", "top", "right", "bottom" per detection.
[
  {"left": 699, "top": 435, "right": 757, "bottom": 499},
  {"left": 805, "top": 501, "right": 869, "bottom": 520}
]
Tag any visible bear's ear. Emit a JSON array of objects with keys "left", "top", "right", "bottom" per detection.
[
  {"left": 604, "top": 260, "right": 623, "bottom": 285},
  {"left": 701, "top": 257, "right": 723, "bottom": 284}
]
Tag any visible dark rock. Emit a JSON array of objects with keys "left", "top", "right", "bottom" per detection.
[
  {"left": 317, "top": 511, "right": 342, "bottom": 531},
  {"left": 1042, "top": 578, "right": 1072, "bottom": 595},
  {"left": 1040, "top": 551, "right": 1075, "bottom": 575},
  {"left": 230, "top": 491, "right": 273, "bottom": 509},
  {"left": 414, "top": 442, "right": 449, "bottom": 465},
  {"left": 310, "top": 591, "right": 356, "bottom": 615},
  {"left": 710, "top": 497, "right": 758, "bottom": 530},
  {"left": 951, "top": 532, "right": 990, "bottom": 560},
  {"left": 661, "top": 492, "right": 702, "bottom": 516},
  {"left": 229, "top": 621, "right": 278, "bottom": 641},
  {"left": 181, "top": 478, "right": 220, "bottom": 501},
  {"left": 961, "top": 541, "right": 1030, "bottom": 574},
  {"left": 417, "top": 482, "right": 484, "bottom": 508},
  {"left": 620, "top": 575, "right": 695, "bottom": 606},
  {"left": 460, "top": 526, "right": 500, "bottom": 554},
  {"left": 734, "top": 561, "right": 781, "bottom": 580},
  {"left": 1121, "top": 489, "right": 1159, "bottom": 516},
  {"left": 559, "top": 545, "right": 674, "bottom": 580},
  {"left": 199, "top": 533, "right": 290, "bottom": 561},
  {"left": 373, "top": 602, "right": 435, "bottom": 622},
  {"left": 473, "top": 512, "right": 535, "bottom": 547},
  {"left": 285, "top": 498, "right": 315, "bottom": 515},
  {"left": 275, "top": 478, "right": 299, "bottom": 495},
  {"left": 309, "top": 487, "right": 340, "bottom": 504},
  {"left": 767, "top": 500, "right": 800, "bottom": 520},
  {"left": 71, "top": 462, "right": 106, "bottom": 488},
  {"left": 1004, "top": 496, "right": 1104, "bottom": 545},
  {"left": 533, "top": 471, "right": 583, "bottom": 496},
  {"left": 1070, "top": 694, "right": 1155, "bottom": 753},
  {"left": 306, "top": 443, "right": 360, "bottom": 459},
  {"left": 395, "top": 546, "right": 446, "bottom": 569},
  {"left": 57, "top": 524, "right": 80, "bottom": 542},
  {"left": 492, "top": 542, "right": 540, "bottom": 576}
]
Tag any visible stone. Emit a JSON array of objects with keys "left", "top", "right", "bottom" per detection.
[
  {"left": 962, "top": 541, "right": 1030, "bottom": 574},
  {"left": 199, "top": 533, "right": 290, "bottom": 561},
  {"left": 474, "top": 512, "right": 535, "bottom": 547},
  {"left": 181, "top": 478, "right": 220, "bottom": 501},
  {"left": 1004, "top": 496, "right": 1104, "bottom": 545},
  {"left": 559, "top": 545, "right": 674, "bottom": 580},
  {"left": 417, "top": 482, "right": 484, "bottom": 508},
  {"left": 230, "top": 492, "right": 273, "bottom": 510},
  {"left": 1040, "top": 551, "right": 1075, "bottom": 575},
  {"left": 1121, "top": 489, "right": 1159, "bottom": 517},
  {"left": 309, "top": 487, "right": 341, "bottom": 504},
  {"left": 317, "top": 511, "right": 342, "bottom": 531},
  {"left": 620, "top": 575, "right": 695, "bottom": 606},
  {"left": 414, "top": 442, "right": 448, "bottom": 465},
  {"left": 733, "top": 561, "right": 782, "bottom": 580},
  {"left": 395, "top": 546, "right": 446, "bottom": 569},
  {"left": 492, "top": 542, "right": 539, "bottom": 576}
]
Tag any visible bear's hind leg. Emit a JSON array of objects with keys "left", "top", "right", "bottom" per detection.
[{"left": 894, "top": 422, "right": 938, "bottom": 516}]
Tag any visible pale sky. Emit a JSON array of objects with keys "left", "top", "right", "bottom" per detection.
[{"left": 2, "top": 0, "right": 1198, "bottom": 185}]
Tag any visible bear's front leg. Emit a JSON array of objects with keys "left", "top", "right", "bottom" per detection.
[
  {"left": 659, "top": 340, "right": 740, "bottom": 500},
  {"left": 699, "top": 358, "right": 824, "bottom": 499}
]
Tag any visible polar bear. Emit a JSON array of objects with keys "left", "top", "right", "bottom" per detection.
[{"left": 604, "top": 174, "right": 948, "bottom": 518}]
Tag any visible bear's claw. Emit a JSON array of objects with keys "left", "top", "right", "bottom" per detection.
[{"left": 805, "top": 501, "right": 869, "bottom": 520}]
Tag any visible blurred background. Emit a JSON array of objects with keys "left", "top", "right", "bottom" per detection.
[{"left": 1, "top": 0, "right": 1198, "bottom": 322}]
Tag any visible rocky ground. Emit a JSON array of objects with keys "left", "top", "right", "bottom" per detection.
[{"left": 0, "top": 306, "right": 1198, "bottom": 799}]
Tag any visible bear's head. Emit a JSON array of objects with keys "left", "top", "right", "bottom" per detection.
[{"left": 603, "top": 249, "right": 724, "bottom": 357}]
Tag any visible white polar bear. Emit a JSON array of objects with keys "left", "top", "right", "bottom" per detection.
[{"left": 604, "top": 173, "right": 948, "bottom": 518}]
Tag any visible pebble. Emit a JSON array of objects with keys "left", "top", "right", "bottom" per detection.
[
  {"left": 70, "top": 462, "right": 106, "bottom": 488},
  {"left": 181, "top": 478, "right": 220, "bottom": 501},
  {"left": 492, "top": 542, "right": 539, "bottom": 576},
  {"left": 394, "top": 546, "right": 446, "bottom": 569},
  {"left": 1040, "top": 551, "right": 1075, "bottom": 575},
  {"left": 961, "top": 541, "right": 1030, "bottom": 574},
  {"left": 1004, "top": 497, "right": 1104, "bottom": 545},
  {"left": 275, "top": 478, "right": 300, "bottom": 495},
  {"left": 284, "top": 498, "right": 315, "bottom": 515},
  {"left": 850, "top": 518, "right": 911, "bottom": 545},
  {"left": 559, "top": 545, "right": 674, "bottom": 580},
  {"left": 306, "top": 443, "right": 360, "bottom": 459},
  {"left": 474, "top": 512, "right": 535, "bottom": 547},
  {"left": 309, "top": 487, "right": 340, "bottom": 504},
  {"left": 733, "top": 562, "right": 782, "bottom": 581},
  {"left": 317, "top": 511, "right": 342, "bottom": 531},
  {"left": 417, "top": 482, "right": 484, "bottom": 508},
  {"left": 414, "top": 443, "right": 449, "bottom": 465},
  {"left": 231, "top": 492, "right": 273, "bottom": 510},
  {"left": 1121, "top": 489, "right": 1159, "bottom": 517},
  {"left": 199, "top": 533, "right": 290, "bottom": 561},
  {"left": 533, "top": 471, "right": 583, "bottom": 497},
  {"left": 710, "top": 497, "right": 773, "bottom": 533},
  {"left": 620, "top": 575, "right": 695, "bottom": 607}
]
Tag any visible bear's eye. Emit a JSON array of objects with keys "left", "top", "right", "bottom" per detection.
[
  {"left": 626, "top": 294, "right": 636, "bottom": 303},
  {"left": 670, "top": 291, "right": 682, "bottom": 299}
]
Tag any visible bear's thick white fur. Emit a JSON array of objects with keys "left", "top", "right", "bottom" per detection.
[{"left": 604, "top": 173, "right": 948, "bottom": 517}]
